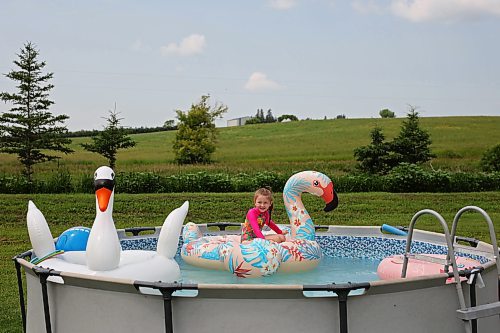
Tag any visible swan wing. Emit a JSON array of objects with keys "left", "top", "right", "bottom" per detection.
[
  {"left": 27, "top": 201, "right": 56, "bottom": 258},
  {"left": 157, "top": 201, "right": 189, "bottom": 259}
]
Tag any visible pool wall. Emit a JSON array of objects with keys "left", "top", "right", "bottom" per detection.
[{"left": 18, "top": 226, "right": 500, "bottom": 333}]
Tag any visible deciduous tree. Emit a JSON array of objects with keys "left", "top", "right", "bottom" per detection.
[
  {"left": 379, "top": 108, "right": 395, "bottom": 118},
  {"left": 173, "top": 95, "right": 227, "bottom": 164},
  {"left": 277, "top": 114, "right": 298, "bottom": 122}
]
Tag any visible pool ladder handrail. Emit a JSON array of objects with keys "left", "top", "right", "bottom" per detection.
[
  {"left": 401, "top": 209, "right": 472, "bottom": 333},
  {"left": 449, "top": 206, "right": 500, "bottom": 293},
  {"left": 449, "top": 206, "right": 500, "bottom": 328},
  {"left": 402, "top": 207, "right": 500, "bottom": 333}
]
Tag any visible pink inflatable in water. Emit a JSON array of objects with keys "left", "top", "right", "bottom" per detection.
[{"left": 377, "top": 254, "right": 480, "bottom": 282}]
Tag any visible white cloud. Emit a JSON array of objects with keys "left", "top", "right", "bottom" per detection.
[
  {"left": 160, "top": 34, "right": 206, "bottom": 56},
  {"left": 390, "top": 0, "right": 500, "bottom": 22},
  {"left": 269, "top": 0, "right": 297, "bottom": 10},
  {"left": 244, "top": 72, "right": 282, "bottom": 91}
]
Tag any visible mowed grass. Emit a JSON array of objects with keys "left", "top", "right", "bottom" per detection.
[
  {"left": 0, "top": 116, "right": 499, "bottom": 177},
  {"left": 2, "top": 192, "right": 500, "bottom": 332}
]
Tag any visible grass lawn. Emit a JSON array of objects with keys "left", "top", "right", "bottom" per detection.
[{"left": 2, "top": 191, "right": 500, "bottom": 332}]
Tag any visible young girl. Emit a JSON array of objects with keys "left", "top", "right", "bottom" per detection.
[{"left": 241, "top": 188, "right": 287, "bottom": 243}]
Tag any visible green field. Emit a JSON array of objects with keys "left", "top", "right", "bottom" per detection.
[
  {"left": 1, "top": 116, "right": 499, "bottom": 178},
  {"left": 2, "top": 191, "right": 500, "bottom": 332}
]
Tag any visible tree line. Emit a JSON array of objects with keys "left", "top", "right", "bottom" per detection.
[{"left": 66, "top": 124, "right": 177, "bottom": 138}]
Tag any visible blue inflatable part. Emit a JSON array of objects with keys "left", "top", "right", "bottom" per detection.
[
  {"left": 55, "top": 227, "right": 91, "bottom": 251},
  {"left": 381, "top": 224, "right": 407, "bottom": 236}
]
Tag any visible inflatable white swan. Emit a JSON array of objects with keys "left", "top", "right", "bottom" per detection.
[
  {"left": 181, "top": 171, "right": 338, "bottom": 278},
  {"left": 27, "top": 166, "right": 188, "bottom": 282}
]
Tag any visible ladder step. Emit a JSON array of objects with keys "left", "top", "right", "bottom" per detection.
[
  {"left": 456, "top": 301, "right": 500, "bottom": 320},
  {"left": 407, "top": 253, "right": 449, "bottom": 265}
]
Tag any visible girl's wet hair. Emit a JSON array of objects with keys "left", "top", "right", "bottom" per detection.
[
  {"left": 254, "top": 187, "right": 273, "bottom": 203},
  {"left": 254, "top": 187, "right": 274, "bottom": 218}
]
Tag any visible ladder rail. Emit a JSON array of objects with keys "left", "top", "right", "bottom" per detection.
[
  {"left": 450, "top": 205, "right": 500, "bottom": 296},
  {"left": 402, "top": 209, "right": 468, "bottom": 311}
]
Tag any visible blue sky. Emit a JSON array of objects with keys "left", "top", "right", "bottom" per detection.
[{"left": 1, "top": 0, "right": 499, "bottom": 130}]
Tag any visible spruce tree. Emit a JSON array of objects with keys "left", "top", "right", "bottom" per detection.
[
  {"left": 0, "top": 42, "right": 73, "bottom": 183},
  {"left": 81, "top": 107, "right": 136, "bottom": 170},
  {"left": 265, "top": 109, "right": 275, "bottom": 123},
  {"left": 354, "top": 127, "right": 395, "bottom": 174},
  {"left": 391, "top": 106, "right": 435, "bottom": 164}
]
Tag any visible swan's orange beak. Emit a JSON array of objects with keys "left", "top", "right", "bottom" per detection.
[
  {"left": 94, "top": 178, "right": 114, "bottom": 212},
  {"left": 96, "top": 187, "right": 112, "bottom": 212},
  {"left": 321, "top": 182, "right": 338, "bottom": 212}
]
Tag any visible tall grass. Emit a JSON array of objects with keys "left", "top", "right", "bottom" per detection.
[{"left": 1, "top": 116, "right": 499, "bottom": 178}]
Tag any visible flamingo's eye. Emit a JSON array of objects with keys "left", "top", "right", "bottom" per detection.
[{"left": 313, "top": 180, "right": 319, "bottom": 186}]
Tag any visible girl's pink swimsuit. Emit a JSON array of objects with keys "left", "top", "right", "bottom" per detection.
[{"left": 241, "top": 207, "right": 283, "bottom": 241}]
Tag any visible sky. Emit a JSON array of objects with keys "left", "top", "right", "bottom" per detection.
[{"left": 1, "top": 0, "right": 500, "bottom": 131}]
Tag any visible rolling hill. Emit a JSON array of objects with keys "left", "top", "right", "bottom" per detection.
[{"left": 0, "top": 116, "right": 499, "bottom": 177}]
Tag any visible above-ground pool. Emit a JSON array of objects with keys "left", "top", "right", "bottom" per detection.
[{"left": 14, "top": 208, "right": 500, "bottom": 333}]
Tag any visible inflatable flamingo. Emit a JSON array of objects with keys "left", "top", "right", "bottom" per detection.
[{"left": 181, "top": 171, "right": 338, "bottom": 278}]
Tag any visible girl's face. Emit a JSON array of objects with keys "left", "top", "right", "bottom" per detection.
[{"left": 254, "top": 194, "right": 272, "bottom": 213}]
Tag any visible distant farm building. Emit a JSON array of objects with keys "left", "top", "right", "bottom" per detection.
[{"left": 227, "top": 116, "right": 251, "bottom": 127}]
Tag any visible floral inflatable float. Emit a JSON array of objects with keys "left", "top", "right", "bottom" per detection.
[{"left": 181, "top": 171, "right": 338, "bottom": 278}]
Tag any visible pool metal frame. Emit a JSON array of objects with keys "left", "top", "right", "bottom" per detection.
[{"left": 13, "top": 207, "right": 500, "bottom": 333}]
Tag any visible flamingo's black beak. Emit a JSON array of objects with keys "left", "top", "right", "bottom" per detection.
[{"left": 324, "top": 189, "right": 338, "bottom": 212}]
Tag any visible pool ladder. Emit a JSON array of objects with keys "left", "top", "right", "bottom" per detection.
[{"left": 401, "top": 206, "right": 500, "bottom": 333}]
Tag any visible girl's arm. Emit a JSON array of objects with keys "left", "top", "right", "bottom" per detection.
[
  {"left": 267, "top": 219, "right": 283, "bottom": 234},
  {"left": 246, "top": 208, "right": 265, "bottom": 239}
]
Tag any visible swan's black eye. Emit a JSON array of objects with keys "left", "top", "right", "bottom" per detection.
[
  {"left": 111, "top": 172, "right": 115, "bottom": 179},
  {"left": 313, "top": 180, "right": 319, "bottom": 186},
  {"left": 94, "top": 172, "right": 97, "bottom": 179}
]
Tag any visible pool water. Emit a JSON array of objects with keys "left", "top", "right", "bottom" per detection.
[
  {"left": 123, "top": 234, "right": 488, "bottom": 290},
  {"left": 176, "top": 255, "right": 381, "bottom": 285}
]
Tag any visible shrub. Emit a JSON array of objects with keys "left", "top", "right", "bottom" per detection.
[
  {"left": 480, "top": 144, "right": 500, "bottom": 172},
  {"left": 117, "top": 172, "right": 163, "bottom": 193},
  {"left": 1, "top": 169, "right": 499, "bottom": 194},
  {"left": 0, "top": 174, "right": 30, "bottom": 193},
  {"left": 384, "top": 163, "right": 431, "bottom": 192},
  {"left": 336, "top": 175, "right": 386, "bottom": 192},
  {"left": 76, "top": 173, "right": 94, "bottom": 193},
  {"left": 42, "top": 169, "right": 73, "bottom": 193}
]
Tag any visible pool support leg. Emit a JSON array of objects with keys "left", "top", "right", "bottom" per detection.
[
  {"left": 134, "top": 281, "right": 198, "bottom": 333},
  {"left": 466, "top": 271, "right": 478, "bottom": 333},
  {"left": 337, "top": 289, "right": 349, "bottom": 333},
  {"left": 160, "top": 288, "right": 174, "bottom": 333},
  {"left": 13, "top": 257, "right": 27, "bottom": 333},
  {"left": 33, "top": 267, "right": 55, "bottom": 333},
  {"left": 304, "top": 282, "right": 370, "bottom": 333}
]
